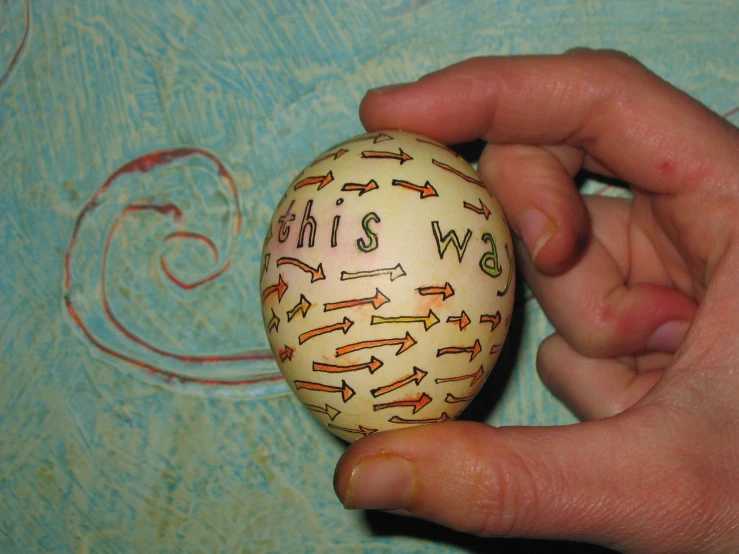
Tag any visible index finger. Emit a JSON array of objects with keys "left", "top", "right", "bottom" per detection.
[{"left": 360, "top": 50, "right": 738, "bottom": 194}]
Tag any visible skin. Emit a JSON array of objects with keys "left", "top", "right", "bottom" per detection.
[{"left": 332, "top": 49, "right": 739, "bottom": 553}]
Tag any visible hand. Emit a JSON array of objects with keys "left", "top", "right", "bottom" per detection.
[{"left": 333, "top": 50, "right": 739, "bottom": 554}]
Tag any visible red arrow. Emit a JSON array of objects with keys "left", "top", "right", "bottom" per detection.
[
  {"left": 480, "top": 312, "right": 501, "bottom": 330},
  {"left": 437, "top": 339, "right": 482, "bottom": 362},
  {"left": 287, "top": 294, "right": 312, "bottom": 322},
  {"left": 278, "top": 345, "right": 295, "bottom": 362},
  {"left": 327, "top": 423, "right": 377, "bottom": 436},
  {"left": 335, "top": 331, "right": 416, "bottom": 357},
  {"left": 276, "top": 257, "right": 325, "bottom": 282},
  {"left": 299, "top": 317, "right": 354, "bottom": 345},
  {"left": 341, "top": 179, "right": 379, "bottom": 196},
  {"left": 262, "top": 274, "right": 288, "bottom": 302},
  {"left": 446, "top": 311, "right": 471, "bottom": 331},
  {"left": 463, "top": 199, "right": 491, "bottom": 219},
  {"left": 371, "top": 367, "right": 427, "bottom": 398},
  {"left": 313, "top": 356, "right": 383, "bottom": 374},
  {"left": 294, "top": 170, "right": 334, "bottom": 191},
  {"left": 435, "top": 366, "right": 484, "bottom": 387},
  {"left": 389, "top": 412, "right": 449, "bottom": 424},
  {"left": 311, "top": 148, "right": 348, "bottom": 166},
  {"left": 391, "top": 179, "right": 438, "bottom": 199},
  {"left": 361, "top": 148, "right": 413, "bottom": 164},
  {"left": 324, "top": 288, "right": 390, "bottom": 312},
  {"left": 445, "top": 392, "right": 476, "bottom": 404},
  {"left": 373, "top": 392, "right": 432, "bottom": 414},
  {"left": 305, "top": 403, "right": 341, "bottom": 420},
  {"left": 294, "top": 379, "right": 355, "bottom": 402},
  {"left": 432, "top": 159, "right": 484, "bottom": 187},
  {"left": 417, "top": 282, "right": 454, "bottom": 300}
]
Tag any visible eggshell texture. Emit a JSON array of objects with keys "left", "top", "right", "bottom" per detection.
[{"left": 260, "top": 130, "right": 515, "bottom": 442}]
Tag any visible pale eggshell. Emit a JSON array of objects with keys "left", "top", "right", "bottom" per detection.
[{"left": 260, "top": 130, "right": 515, "bottom": 442}]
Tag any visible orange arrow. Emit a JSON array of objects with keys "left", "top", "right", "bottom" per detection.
[
  {"left": 340, "top": 263, "right": 406, "bottom": 282},
  {"left": 313, "top": 356, "right": 383, "bottom": 374},
  {"left": 373, "top": 392, "right": 432, "bottom": 414},
  {"left": 324, "top": 288, "right": 390, "bottom": 312},
  {"left": 415, "top": 137, "right": 459, "bottom": 157},
  {"left": 432, "top": 159, "right": 484, "bottom": 187},
  {"left": 278, "top": 345, "right": 295, "bottom": 362},
  {"left": 328, "top": 423, "right": 377, "bottom": 436},
  {"left": 311, "top": 148, "right": 348, "bottom": 166},
  {"left": 446, "top": 311, "right": 471, "bottom": 331},
  {"left": 294, "top": 171, "right": 334, "bottom": 191},
  {"left": 437, "top": 339, "right": 482, "bottom": 361},
  {"left": 445, "top": 392, "right": 476, "bottom": 404},
  {"left": 276, "top": 257, "right": 325, "bottom": 282},
  {"left": 287, "top": 294, "right": 312, "bottom": 322},
  {"left": 371, "top": 309, "right": 439, "bottom": 331},
  {"left": 299, "top": 317, "right": 354, "bottom": 345},
  {"left": 463, "top": 199, "right": 491, "bottom": 219},
  {"left": 336, "top": 331, "right": 417, "bottom": 357},
  {"left": 389, "top": 412, "right": 449, "bottom": 424},
  {"left": 341, "top": 179, "right": 379, "bottom": 196},
  {"left": 480, "top": 312, "right": 501, "bottom": 330},
  {"left": 371, "top": 367, "right": 427, "bottom": 398},
  {"left": 295, "top": 379, "right": 355, "bottom": 402},
  {"left": 267, "top": 309, "right": 280, "bottom": 333},
  {"left": 262, "top": 274, "right": 288, "bottom": 303},
  {"left": 391, "top": 179, "right": 438, "bottom": 199},
  {"left": 361, "top": 148, "right": 412, "bottom": 165},
  {"left": 344, "top": 133, "right": 394, "bottom": 144},
  {"left": 435, "top": 366, "right": 484, "bottom": 387},
  {"left": 305, "top": 403, "right": 341, "bottom": 420},
  {"left": 490, "top": 343, "right": 502, "bottom": 355},
  {"left": 417, "top": 282, "right": 454, "bottom": 300}
]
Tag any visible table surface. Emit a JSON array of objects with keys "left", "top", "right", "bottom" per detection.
[{"left": 1, "top": 1, "right": 737, "bottom": 553}]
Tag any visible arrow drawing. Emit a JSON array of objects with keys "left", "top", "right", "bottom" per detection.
[
  {"left": 389, "top": 413, "right": 449, "bottom": 424},
  {"left": 446, "top": 311, "right": 471, "bottom": 331},
  {"left": 299, "top": 317, "right": 354, "bottom": 345},
  {"left": 311, "top": 148, "right": 348, "bottom": 166},
  {"left": 305, "top": 403, "right": 341, "bottom": 420},
  {"left": 417, "top": 282, "right": 454, "bottom": 300},
  {"left": 276, "top": 257, "right": 325, "bottom": 282},
  {"left": 313, "top": 356, "right": 383, "bottom": 374},
  {"left": 445, "top": 392, "right": 477, "bottom": 404},
  {"left": 373, "top": 392, "right": 432, "bottom": 414},
  {"left": 294, "top": 171, "right": 334, "bottom": 191},
  {"left": 340, "top": 263, "right": 406, "bottom": 282},
  {"left": 432, "top": 159, "right": 484, "bottom": 187},
  {"left": 435, "top": 366, "right": 484, "bottom": 387},
  {"left": 361, "top": 148, "right": 413, "bottom": 164},
  {"left": 294, "top": 379, "right": 355, "bottom": 402},
  {"left": 341, "top": 179, "right": 379, "bottom": 196},
  {"left": 480, "top": 312, "right": 501, "bottom": 330},
  {"left": 343, "top": 133, "right": 394, "bottom": 145},
  {"left": 327, "top": 423, "right": 377, "bottom": 436},
  {"left": 267, "top": 309, "right": 280, "bottom": 333},
  {"left": 262, "top": 274, "right": 288, "bottom": 303},
  {"left": 287, "top": 294, "right": 312, "bottom": 322},
  {"left": 324, "top": 288, "right": 390, "bottom": 312},
  {"left": 463, "top": 199, "right": 491, "bottom": 219},
  {"left": 371, "top": 367, "right": 427, "bottom": 398},
  {"left": 391, "top": 179, "right": 438, "bottom": 199},
  {"left": 437, "top": 339, "right": 482, "bottom": 361},
  {"left": 415, "top": 137, "right": 459, "bottom": 157},
  {"left": 335, "top": 332, "right": 417, "bottom": 357},
  {"left": 371, "top": 309, "right": 439, "bottom": 331},
  {"left": 278, "top": 345, "right": 295, "bottom": 362}
]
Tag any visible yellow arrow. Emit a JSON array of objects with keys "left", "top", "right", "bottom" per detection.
[{"left": 371, "top": 309, "right": 439, "bottom": 331}]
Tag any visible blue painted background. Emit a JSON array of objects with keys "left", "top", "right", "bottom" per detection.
[{"left": 1, "top": 1, "right": 737, "bottom": 552}]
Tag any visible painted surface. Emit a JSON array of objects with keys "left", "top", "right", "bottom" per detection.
[{"left": 0, "top": 1, "right": 736, "bottom": 552}]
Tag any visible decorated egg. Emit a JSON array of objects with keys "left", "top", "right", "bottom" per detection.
[{"left": 260, "top": 130, "right": 515, "bottom": 442}]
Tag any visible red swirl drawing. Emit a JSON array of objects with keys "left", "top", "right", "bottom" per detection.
[
  {"left": 0, "top": 0, "right": 30, "bottom": 90},
  {"left": 64, "top": 148, "right": 282, "bottom": 387}
]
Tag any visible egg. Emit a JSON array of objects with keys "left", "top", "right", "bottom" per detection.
[{"left": 260, "top": 130, "right": 515, "bottom": 442}]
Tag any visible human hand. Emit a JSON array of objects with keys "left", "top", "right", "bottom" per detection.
[{"left": 333, "top": 50, "right": 739, "bottom": 553}]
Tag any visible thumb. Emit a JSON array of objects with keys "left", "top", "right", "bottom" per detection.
[{"left": 333, "top": 415, "right": 696, "bottom": 552}]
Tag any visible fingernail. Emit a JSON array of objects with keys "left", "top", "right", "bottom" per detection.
[
  {"left": 342, "top": 455, "right": 417, "bottom": 510},
  {"left": 513, "top": 209, "right": 555, "bottom": 262},
  {"left": 647, "top": 320, "right": 691, "bottom": 352},
  {"left": 370, "top": 82, "right": 410, "bottom": 95}
]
